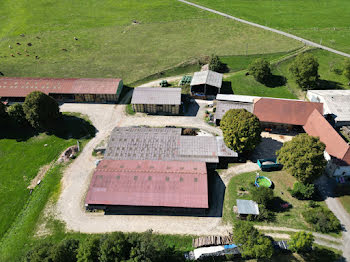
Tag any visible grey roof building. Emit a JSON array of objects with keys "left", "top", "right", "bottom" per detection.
[
  {"left": 190, "top": 70, "right": 223, "bottom": 99},
  {"left": 216, "top": 94, "right": 260, "bottom": 103},
  {"left": 131, "top": 87, "right": 181, "bottom": 105},
  {"left": 104, "top": 127, "right": 238, "bottom": 164},
  {"left": 307, "top": 90, "right": 350, "bottom": 127},
  {"left": 215, "top": 101, "right": 254, "bottom": 122},
  {"left": 236, "top": 199, "right": 259, "bottom": 215}
]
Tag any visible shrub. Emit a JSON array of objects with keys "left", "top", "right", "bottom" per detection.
[
  {"left": 257, "top": 205, "right": 273, "bottom": 221},
  {"left": 182, "top": 128, "right": 197, "bottom": 136},
  {"left": 302, "top": 207, "right": 341, "bottom": 233},
  {"left": 288, "top": 231, "right": 314, "bottom": 253},
  {"left": 220, "top": 109, "right": 261, "bottom": 154},
  {"left": 23, "top": 91, "right": 60, "bottom": 129},
  {"left": 209, "top": 54, "right": 228, "bottom": 73},
  {"left": 248, "top": 58, "right": 272, "bottom": 83},
  {"left": 289, "top": 53, "right": 319, "bottom": 90},
  {"left": 290, "top": 182, "right": 315, "bottom": 200},
  {"left": 251, "top": 186, "right": 274, "bottom": 207},
  {"left": 277, "top": 134, "right": 326, "bottom": 183},
  {"left": 7, "top": 103, "right": 27, "bottom": 126},
  {"left": 344, "top": 59, "right": 350, "bottom": 82}
]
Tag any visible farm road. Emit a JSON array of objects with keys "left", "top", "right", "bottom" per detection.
[{"left": 177, "top": 0, "right": 350, "bottom": 58}]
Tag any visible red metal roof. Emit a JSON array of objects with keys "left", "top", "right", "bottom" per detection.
[
  {"left": 303, "top": 110, "right": 350, "bottom": 165},
  {"left": 0, "top": 77, "right": 122, "bottom": 97},
  {"left": 85, "top": 160, "right": 208, "bottom": 209},
  {"left": 253, "top": 98, "right": 323, "bottom": 126}
]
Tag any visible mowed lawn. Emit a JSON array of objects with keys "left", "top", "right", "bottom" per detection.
[
  {"left": 0, "top": 0, "right": 301, "bottom": 84},
  {"left": 192, "top": 0, "right": 350, "bottom": 53}
]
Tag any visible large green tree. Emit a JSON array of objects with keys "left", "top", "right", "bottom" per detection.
[
  {"left": 288, "top": 231, "right": 314, "bottom": 253},
  {"left": 251, "top": 186, "right": 274, "bottom": 207},
  {"left": 7, "top": 103, "right": 27, "bottom": 126},
  {"left": 99, "top": 232, "right": 131, "bottom": 262},
  {"left": 76, "top": 236, "right": 100, "bottom": 262},
  {"left": 209, "top": 54, "right": 228, "bottom": 73},
  {"left": 220, "top": 109, "right": 261, "bottom": 154},
  {"left": 233, "top": 221, "right": 274, "bottom": 259},
  {"left": 51, "top": 239, "right": 80, "bottom": 262},
  {"left": 0, "top": 102, "right": 7, "bottom": 122},
  {"left": 248, "top": 58, "right": 272, "bottom": 83},
  {"left": 277, "top": 134, "right": 326, "bottom": 183},
  {"left": 289, "top": 53, "right": 319, "bottom": 90},
  {"left": 22, "top": 91, "right": 60, "bottom": 129}
]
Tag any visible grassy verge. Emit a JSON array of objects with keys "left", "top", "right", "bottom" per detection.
[
  {"left": 222, "top": 171, "right": 339, "bottom": 236},
  {"left": 335, "top": 184, "right": 350, "bottom": 215},
  {"left": 125, "top": 104, "right": 136, "bottom": 115}
]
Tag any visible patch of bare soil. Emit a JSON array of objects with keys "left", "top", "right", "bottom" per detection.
[{"left": 27, "top": 163, "right": 52, "bottom": 190}]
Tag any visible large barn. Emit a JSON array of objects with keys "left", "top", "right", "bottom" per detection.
[
  {"left": 131, "top": 87, "right": 181, "bottom": 114},
  {"left": 0, "top": 77, "right": 123, "bottom": 103},
  {"left": 85, "top": 159, "right": 209, "bottom": 213}
]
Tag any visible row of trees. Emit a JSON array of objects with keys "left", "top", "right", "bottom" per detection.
[
  {"left": 26, "top": 231, "right": 182, "bottom": 262},
  {"left": 1, "top": 91, "right": 60, "bottom": 129}
]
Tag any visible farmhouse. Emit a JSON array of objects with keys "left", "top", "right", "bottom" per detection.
[
  {"left": 0, "top": 77, "right": 123, "bottom": 103},
  {"left": 307, "top": 90, "right": 350, "bottom": 127},
  {"left": 131, "top": 87, "right": 181, "bottom": 114},
  {"left": 190, "top": 70, "right": 222, "bottom": 99},
  {"left": 85, "top": 159, "right": 208, "bottom": 213},
  {"left": 104, "top": 127, "right": 238, "bottom": 166},
  {"left": 253, "top": 98, "right": 323, "bottom": 131}
]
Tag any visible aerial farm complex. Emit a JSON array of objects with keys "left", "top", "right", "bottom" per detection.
[{"left": 1, "top": 0, "right": 350, "bottom": 261}]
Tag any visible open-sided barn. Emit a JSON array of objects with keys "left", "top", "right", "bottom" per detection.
[
  {"left": 190, "top": 70, "right": 222, "bottom": 99},
  {"left": 85, "top": 159, "right": 208, "bottom": 213},
  {"left": 0, "top": 77, "right": 123, "bottom": 103}
]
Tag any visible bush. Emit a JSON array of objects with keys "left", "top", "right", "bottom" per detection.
[
  {"left": 251, "top": 186, "right": 274, "bottom": 207},
  {"left": 289, "top": 53, "right": 319, "bottom": 90},
  {"left": 220, "top": 109, "right": 261, "bottom": 154},
  {"left": 277, "top": 134, "right": 326, "bottom": 183},
  {"left": 288, "top": 231, "right": 314, "bottom": 253},
  {"left": 344, "top": 59, "right": 350, "bottom": 83},
  {"left": 77, "top": 236, "right": 100, "bottom": 262},
  {"left": 302, "top": 207, "right": 341, "bottom": 233},
  {"left": 290, "top": 182, "right": 315, "bottom": 200},
  {"left": 182, "top": 128, "right": 197, "bottom": 136},
  {"left": 7, "top": 103, "right": 27, "bottom": 126},
  {"left": 23, "top": 91, "right": 60, "bottom": 129},
  {"left": 248, "top": 58, "right": 272, "bottom": 83},
  {"left": 209, "top": 54, "right": 228, "bottom": 73},
  {"left": 257, "top": 205, "right": 273, "bottom": 221}
]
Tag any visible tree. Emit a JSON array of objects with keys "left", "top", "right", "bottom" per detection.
[
  {"left": 23, "top": 91, "right": 60, "bottom": 129},
  {"left": 288, "top": 231, "right": 314, "bottom": 253},
  {"left": 0, "top": 102, "right": 7, "bottom": 122},
  {"left": 99, "top": 232, "right": 131, "bottom": 262},
  {"left": 302, "top": 207, "right": 341, "bottom": 233},
  {"left": 209, "top": 54, "right": 228, "bottom": 73},
  {"left": 7, "top": 103, "right": 27, "bottom": 126},
  {"left": 290, "top": 182, "right": 315, "bottom": 200},
  {"left": 77, "top": 236, "right": 100, "bottom": 262},
  {"left": 344, "top": 59, "right": 350, "bottom": 84},
  {"left": 220, "top": 109, "right": 261, "bottom": 154},
  {"left": 233, "top": 221, "right": 274, "bottom": 259},
  {"left": 251, "top": 186, "right": 274, "bottom": 207},
  {"left": 277, "top": 134, "right": 326, "bottom": 183},
  {"left": 248, "top": 58, "right": 272, "bottom": 83},
  {"left": 51, "top": 239, "right": 80, "bottom": 262},
  {"left": 25, "top": 241, "right": 55, "bottom": 262},
  {"left": 289, "top": 53, "right": 319, "bottom": 90}
]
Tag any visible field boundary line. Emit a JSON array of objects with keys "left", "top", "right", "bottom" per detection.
[{"left": 177, "top": 0, "right": 350, "bottom": 58}]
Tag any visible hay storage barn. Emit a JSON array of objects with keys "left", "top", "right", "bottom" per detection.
[
  {"left": 190, "top": 70, "right": 222, "bottom": 99},
  {"left": 0, "top": 77, "right": 123, "bottom": 103},
  {"left": 85, "top": 159, "right": 209, "bottom": 214},
  {"left": 131, "top": 87, "right": 181, "bottom": 114}
]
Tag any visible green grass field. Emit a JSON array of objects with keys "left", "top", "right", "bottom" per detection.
[
  {"left": 222, "top": 170, "right": 336, "bottom": 233},
  {"left": 192, "top": 0, "right": 350, "bottom": 53},
  {"left": 0, "top": 0, "right": 301, "bottom": 84}
]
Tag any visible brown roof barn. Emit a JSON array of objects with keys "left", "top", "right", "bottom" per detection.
[
  {"left": 253, "top": 98, "right": 323, "bottom": 126},
  {"left": 85, "top": 159, "right": 208, "bottom": 209}
]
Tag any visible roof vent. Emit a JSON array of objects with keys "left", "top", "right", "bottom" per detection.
[
  {"left": 116, "top": 175, "right": 120, "bottom": 180},
  {"left": 166, "top": 176, "right": 170, "bottom": 181},
  {"left": 148, "top": 176, "right": 152, "bottom": 181},
  {"left": 194, "top": 178, "right": 198, "bottom": 182},
  {"left": 134, "top": 176, "right": 138, "bottom": 181},
  {"left": 180, "top": 177, "right": 183, "bottom": 182}
]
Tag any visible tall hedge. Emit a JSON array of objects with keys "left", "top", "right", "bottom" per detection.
[
  {"left": 220, "top": 109, "right": 261, "bottom": 154},
  {"left": 23, "top": 91, "right": 60, "bottom": 129}
]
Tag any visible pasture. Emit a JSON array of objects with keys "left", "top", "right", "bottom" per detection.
[
  {"left": 192, "top": 0, "right": 350, "bottom": 53},
  {"left": 0, "top": 0, "right": 301, "bottom": 84}
]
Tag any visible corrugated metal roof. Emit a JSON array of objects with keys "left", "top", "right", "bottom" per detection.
[
  {"left": 215, "top": 101, "right": 253, "bottom": 120},
  {"left": 85, "top": 159, "right": 208, "bottom": 209},
  {"left": 104, "top": 127, "right": 225, "bottom": 163},
  {"left": 0, "top": 77, "right": 122, "bottom": 97},
  {"left": 236, "top": 199, "right": 259, "bottom": 215},
  {"left": 216, "top": 94, "right": 260, "bottom": 103},
  {"left": 303, "top": 110, "right": 350, "bottom": 165},
  {"left": 131, "top": 87, "right": 181, "bottom": 105},
  {"left": 253, "top": 98, "right": 323, "bottom": 126},
  {"left": 191, "top": 70, "right": 223, "bottom": 88}
]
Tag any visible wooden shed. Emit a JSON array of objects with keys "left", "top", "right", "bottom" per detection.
[
  {"left": 190, "top": 70, "right": 223, "bottom": 99},
  {"left": 131, "top": 87, "right": 181, "bottom": 114}
]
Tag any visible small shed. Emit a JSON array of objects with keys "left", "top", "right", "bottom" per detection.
[
  {"left": 190, "top": 70, "right": 222, "bottom": 99},
  {"left": 236, "top": 199, "right": 259, "bottom": 218},
  {"left": 131, "top": 87, "right": 181, "bottom": 114}
]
